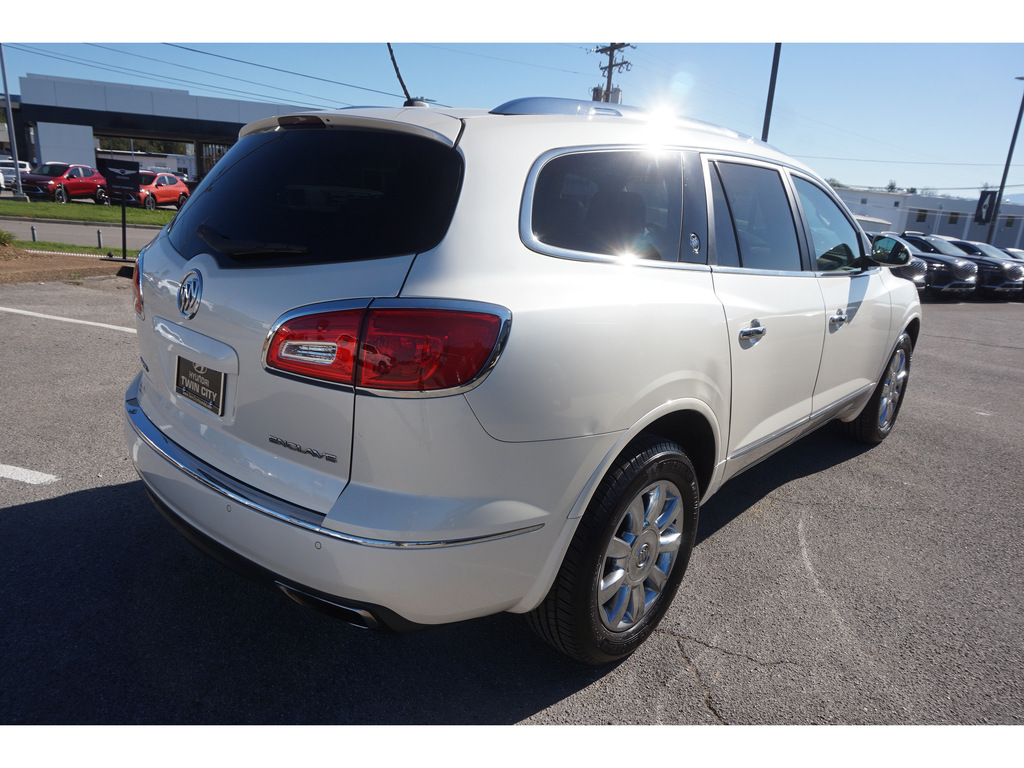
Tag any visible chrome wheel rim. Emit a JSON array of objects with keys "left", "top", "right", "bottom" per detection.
[
  {"left": 878, "top": 346, "right": 908, "bottom": 432},
  {"left": 597, "top": 479, "right": 683, "bottom": 632}
]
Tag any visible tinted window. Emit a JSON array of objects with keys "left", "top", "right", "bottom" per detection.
[
  {"left": 34, "top": 164, "right": 69, "bottom": 177},
  {"left": 715, "top": 162, "right": 800, "bottom": 271},
  {"left": 531, "top": 151, "right": 681, "bottom": 261},
  {"left": 793, "top": 177, "right": 862, "bottom": 271},
  {"left": 168, "top": 129, "right": 463, "bottom": 266},
  {"left": 709, "top": 165, "right": 740, "bottom": 268}
]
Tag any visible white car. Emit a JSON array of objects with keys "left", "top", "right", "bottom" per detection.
[
  {"left": 124, "top": 97, "right": 921, "bottom": 664},
  {"left": 0, "top": 158, "right": 32, "bottom": 186}
]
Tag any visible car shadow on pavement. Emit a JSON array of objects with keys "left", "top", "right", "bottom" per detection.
[
  {"left": 696, "top": 421, "right": 874, "bottom": 546},
  {"left": 1, "top": 427, "right": 871, "bottom": 725}
]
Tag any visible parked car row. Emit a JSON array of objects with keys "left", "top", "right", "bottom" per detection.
[
  {"left": 2, "top": 161, "right": 190, "bottom": 209},
  {"left": 866, "top": 230, "right": 1023, "bottom": 301}
]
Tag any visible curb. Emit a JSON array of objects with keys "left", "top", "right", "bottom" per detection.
[
  {"left": 0, "top": 214, "right": 164, "bottom": 231},
  {"left": 23, "top": 249, "right": 137, "bottom": 263}
]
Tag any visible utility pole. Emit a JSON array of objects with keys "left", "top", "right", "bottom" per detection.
[
  {"left": 594, "top": 43, "right": 633, "bottom": 102},
  {"left": 761, "top": 43, "right": 782, "bottom": 142},
  {"left": 0, "top": 42, "right": 28, "bottom": 201},
  {"left": 986, "top": 76, "right": 1024, "bottom": 245}
]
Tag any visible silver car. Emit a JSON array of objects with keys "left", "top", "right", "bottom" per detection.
[{"left": 125, "top": 97, "right": 921, "bottom": 664}]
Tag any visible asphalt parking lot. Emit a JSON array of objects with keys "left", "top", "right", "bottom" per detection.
[{"left": 1, "top": 274, "right": 1022, "bottom": 727}]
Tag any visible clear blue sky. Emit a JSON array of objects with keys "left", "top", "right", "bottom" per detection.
[{"left": 4, "top": 4, "right": 1024, "bottom": 199}]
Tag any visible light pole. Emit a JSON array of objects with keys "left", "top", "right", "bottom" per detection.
[
  {"left": 762, "top": 43, "right": 782, "bottom": 142},
  {"left": 0, "top": 42, "right": 28, "bottom": 201},
  {"left": 986, "top": 76, "right": 1024, "bottom": 245}
]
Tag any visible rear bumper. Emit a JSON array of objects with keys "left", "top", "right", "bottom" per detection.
[
  {"left": 124, "top": 374, "right": 578, "bottom": 628},
  {"left": 142, "top": 486, "right": 419, "bottom": 632}
]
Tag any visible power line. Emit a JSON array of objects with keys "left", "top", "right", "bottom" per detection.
[
  {"left": 796, "top": 154, "right": 1013, "bottom": 168},
  {"left": 163, "top": 44, "right": 404, "bottom": 101},
  {"left": 6, "top": 43, "right": 325, "bottom": 109},
  {"left": 86, "top": 43, "right": 336, "bottom": 107},
  {"left": 414, "top": 43, "right": 594, "bottom": 78}
]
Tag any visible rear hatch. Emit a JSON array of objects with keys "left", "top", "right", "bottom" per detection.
[{"left": 133, "top": 112, "right": 465, "bottom": 513}]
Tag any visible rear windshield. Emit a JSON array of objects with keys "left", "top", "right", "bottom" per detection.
[{"left": 168, "top": 128, "right": 463, "bottom": 266}]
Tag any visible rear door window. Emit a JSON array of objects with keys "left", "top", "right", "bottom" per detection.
[
  {"left": 712, "top": 161, "right": 801, "bottom": 271},
  {"left": 529, "top": 150, "right": 682, "bottom": 262},
  {"left": 168, "top": 128, "right": 463, "bottom": 266}
]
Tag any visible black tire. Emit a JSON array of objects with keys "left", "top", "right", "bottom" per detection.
[
  {"left": 526, "top": 435, "right": 699, "bottom": 665},
  {"left": 95, "top": 187, "right": 109, "bottom": 205},
  {"left": 54, "top": 185, "right": 67, "bottom": 204},
  {"left": 144, "top": 194, "right": 156, "bottom": 210},
  {"left": 843, "top": 333, "right": 912, "bottom": 444},
  {"left": 176, "top": 194, "right": 188, "bottom": 209}
]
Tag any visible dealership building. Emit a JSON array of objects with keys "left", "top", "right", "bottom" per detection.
[
  {"left": 4, "top": 73, "right": 306, "bottom": 180},
  {"left": 837, "top": 187, "right": 1024, "bottom": 250}
]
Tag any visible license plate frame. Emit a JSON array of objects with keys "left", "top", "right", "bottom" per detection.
[{"left": 175, "top": 356, "right": 226, "bottom": 416}]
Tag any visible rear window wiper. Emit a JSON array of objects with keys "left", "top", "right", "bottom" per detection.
[{"left": 197, "top": 224, "right": 311, "bottom": 257}]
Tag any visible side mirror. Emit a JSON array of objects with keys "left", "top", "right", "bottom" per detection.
[{"left": 870, "top": 237, "right": 911, "bottom": 267}]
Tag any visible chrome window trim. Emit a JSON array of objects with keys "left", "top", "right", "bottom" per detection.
[
  {"left": 127, "top": 394, "right": 542, "bottom": 549},
  {"left": 709, "top": 264, "right": 818, "bottom": 279},
  {"left": 262, "top": 297, "right": 513, "bottom": 399},
  {"left": 520, "top": 145, "right": 698, "bottom": 268}
]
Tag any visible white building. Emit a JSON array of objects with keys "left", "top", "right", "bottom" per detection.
[{"left": 837, "top": 187, "right": 1024, "bottom": 249}]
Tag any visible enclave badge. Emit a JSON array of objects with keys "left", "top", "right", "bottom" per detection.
[{"left": 178, "top": 270, "right": 203, "bottom": 319}]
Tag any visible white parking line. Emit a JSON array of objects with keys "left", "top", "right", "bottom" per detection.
[
  {"left": 0, "top": 464, "right": 59, "bottom": 485},
  {"left": 0, "top": 306, "right": 136, "bottom": 334}
]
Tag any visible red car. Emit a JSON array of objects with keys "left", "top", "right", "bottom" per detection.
[
  {"left": 133, "top": 171, "right": 190, "bottom": 210},
  {"left": 21, "top": 162, "right": 109, "bottom": 204}
]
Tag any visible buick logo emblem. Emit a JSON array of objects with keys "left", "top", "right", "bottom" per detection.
[{"left": 177, "top": 270, "right": 203, "bottom": 319}]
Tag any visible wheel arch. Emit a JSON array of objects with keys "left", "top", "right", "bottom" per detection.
[
  {"left": 574, "top": 398, "right": 722, "bottom": 519},
  {"left": 634, "top": 409, "right": 717, "bottom": 501},
  {"left": 511, "top": 401, "right": 720, "bottom": 617}
]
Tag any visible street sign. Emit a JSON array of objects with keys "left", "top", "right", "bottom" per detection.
[
  {"left": 975, "top": 190, "right": 998, "bottom": 224},
  {"left": 97, "top": 158, "right": 140, "bottom": 260},
  {"left": 98, "top": 158, "right": 140, "bottom": 194}
]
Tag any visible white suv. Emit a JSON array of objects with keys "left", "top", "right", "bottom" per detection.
[{"left": 124, "top": 97, "right": 921, "bottom": 664}]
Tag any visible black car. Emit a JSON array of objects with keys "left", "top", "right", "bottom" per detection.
[
  {"left": 870, "top": 232, "right": 976, "bottom": 299},
  {"left": 902, "top": 233, "right": 1022, "bottom": 299}
]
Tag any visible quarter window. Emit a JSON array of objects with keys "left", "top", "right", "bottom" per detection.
[
  {"left": 793, "top": 177, "right": 862, "bottom": 271},
  {"left": 531, "top": 151, "right": 681, "bottom": 261},
  {"left": 713, "top": 161, "right": 800, "bottom": 271}
]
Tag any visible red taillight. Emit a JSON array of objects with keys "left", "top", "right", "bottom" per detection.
[
  {"left": 265, "top": 309, "right": 363, "bottom": 386},
  {"left": 266, "top": 306, "right": 504, "bottom": 392},
  {"left": 360, "top": 308, "right": 502, "bottom": 391},
  {"left": 132, "top": 258, "right": 144, "bottom": 316}
]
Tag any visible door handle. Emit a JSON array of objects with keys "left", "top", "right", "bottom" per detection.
[
  {"left": 829, "top": 310, "right": 849, "bottom": 327},
  {"left": 739, "top": 319, "right": 767, "bottom": 341}
]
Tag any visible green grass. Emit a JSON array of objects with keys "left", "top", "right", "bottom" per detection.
[
  {"left": 0, "top": 198, "right": 175, "bottom": 227},
  {"left": 13, "top": 239, "right": 140, "bottom": 259}
]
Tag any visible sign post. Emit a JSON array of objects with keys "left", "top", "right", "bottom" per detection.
[{"left": 98, "top": 159, "right": 140, "bottom": 260}]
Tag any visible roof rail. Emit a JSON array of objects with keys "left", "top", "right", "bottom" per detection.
[{"left": 490, "top": 97, "right": 648, "bottom": 118}]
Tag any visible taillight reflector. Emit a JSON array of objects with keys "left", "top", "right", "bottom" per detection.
[
  {"left": 132, "top": 257, "right": 144, "bottom": 316},
  {"left": 266, "top": 306, "right": 504, "bottom": 392},
  {"left": 265, "top": 309, "right": 362, "bottom": 386}
]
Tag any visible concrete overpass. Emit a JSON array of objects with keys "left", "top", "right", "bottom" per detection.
[{"left": 9, "top": 74, "right": 309, "bottom": 179}]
